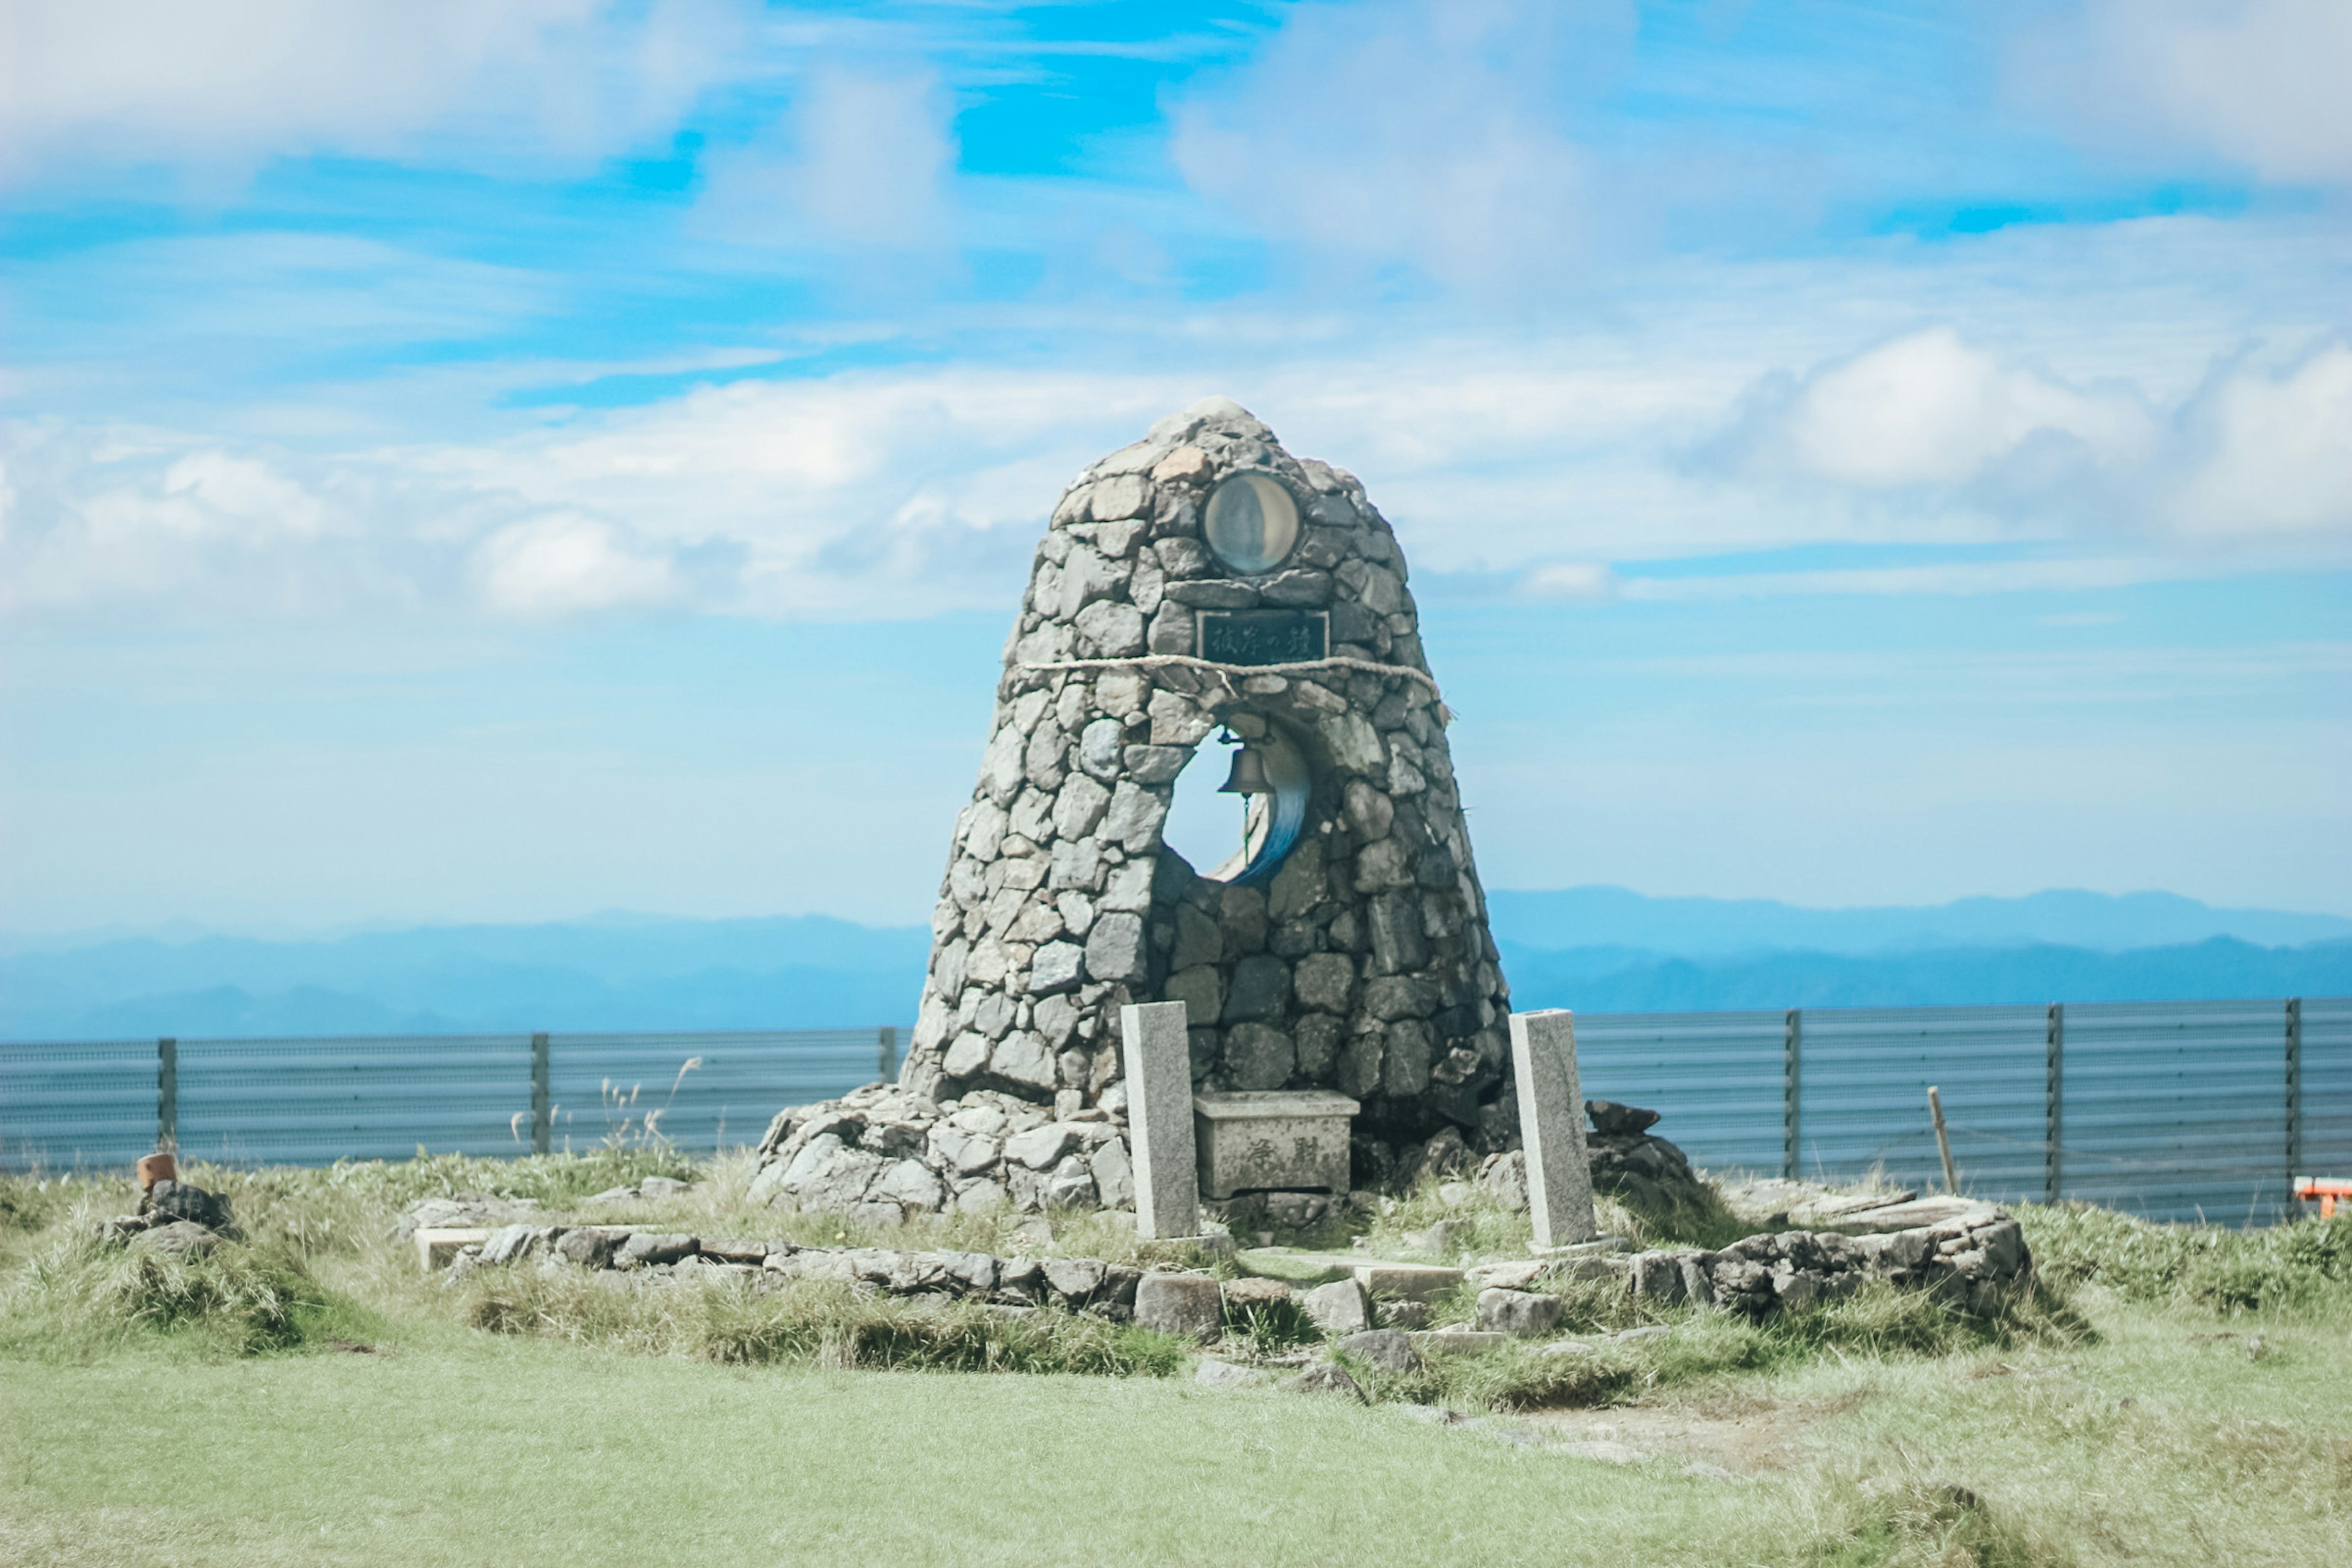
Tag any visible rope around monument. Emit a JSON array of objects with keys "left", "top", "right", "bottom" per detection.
[{"left": 1016, "top": 652, "right": 1451, "bottom": 718}]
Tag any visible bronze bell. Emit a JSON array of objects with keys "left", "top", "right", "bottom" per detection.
[{"left": 1218, "top": 743, "right": 1272, "bottom": 796}]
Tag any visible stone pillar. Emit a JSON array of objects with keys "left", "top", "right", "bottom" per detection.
[
  {"left": 1509, "top": 1009, "right": 1596, "bottom": 1248},
  {"left": 1123, "top": 1001, "right": 1199, "bottom": 1238}
]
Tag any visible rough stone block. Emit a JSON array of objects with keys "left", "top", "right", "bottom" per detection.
[
  {"left": 1193, "top": 1090, "right": 1359, "bottom": 1197},
  {"left": 1133, "top": 1272, "right": 1224, "bottom": 1338},
  {"left": 1354, "top": 1263, "right": 1464, "bottom": 1303},
  {"left": 1409, "top": 1329, "right": 1509, "bottom": 1357},
  {"left": 1337, "top": 1327, "right": 1416, "bottom": 1370},
  {"left": 1221, "top": 1022, "right": 1295, "bottom": 1091},
  {"left": 1302, "top": 1278, "right": 1371, "bottom": 1335},
  {"left": 1030, "top": 941, "right": 1084, "bottom": 996},
  {"left": 1476, "top": 1287, "right": 1564, "bottom": 1338},
  {"left": 1287, "top": 1363, "right": 1366, "bottom": 1401},
  {"left": 1084, "top": 913, "right": 1148, "bottom": 983}
]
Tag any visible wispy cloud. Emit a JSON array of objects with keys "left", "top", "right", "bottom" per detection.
[
  {"left": 2010, "top": 0, "right": 2352, "bottom": 186},
  {"left": 0, "top": 0, "right": 760, "bottom": 187}
]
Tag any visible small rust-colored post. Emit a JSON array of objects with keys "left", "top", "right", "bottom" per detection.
[{"left": 1928, "top": 1085, "right": 1958, "bottom": 1195}]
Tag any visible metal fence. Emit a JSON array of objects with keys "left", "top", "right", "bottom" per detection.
[
  {"left": 1574, "top": 998, "right": 2350, "bottom": 1226},
  {"left": 4, "top": 999, "right": 2346, "bottom": 1226},
  {"left": 1, "top": 1028, "right": 901, "bottom": 1171}
]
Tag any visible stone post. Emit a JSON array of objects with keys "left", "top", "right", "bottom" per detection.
[
  {"left": 1121, "top": 1001, "right": 1199, "bottom": 1239},
  {"left": 1509, "top": 1009, "right": 1597, "bottom": 1248}
]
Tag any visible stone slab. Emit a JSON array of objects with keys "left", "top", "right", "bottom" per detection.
[
  {"left": 1192, "top": 1090, "right": 1359, "bottom": 1199},
  {"left": 1409, "top": 1329, "right": 1509, "bottom": 1357},
  {"left": 1828, "top": 1196, "right": 2002, "bottom": 1234},
  {"left": 415, "top": 1227, "right": 491, "bottom": 1271},
  {"left": 1509, "top": 1010, "right": 1597, "bottom": 1249},
  {"left": 1233, "top": 1246, "right": 1358, "bottom": 1286},
  {"left": 1353, "top": 1263, "right": 1465, "bottom": 1303},
  {"left": 1123, "top": 1001, "right": 1200, "bottom": 1239},
  {"left": 1784, "top": 1190, "right": 1918, "bottom": 1227},
  {"left": 1532, "top": 1234, "right": 1634, "bottom": 1259}
]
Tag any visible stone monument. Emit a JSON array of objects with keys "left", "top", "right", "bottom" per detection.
[{"left": 902, "top": 396, "right": 1517, "bottom": 1169}]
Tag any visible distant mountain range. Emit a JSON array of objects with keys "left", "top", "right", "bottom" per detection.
[{"left": 2, "top": 889, "right": 2346, "bottom": 1040}]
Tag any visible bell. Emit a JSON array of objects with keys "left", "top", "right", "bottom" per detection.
[{"left": 1218, "top": 744, "right": 1272, "bottom": 796}]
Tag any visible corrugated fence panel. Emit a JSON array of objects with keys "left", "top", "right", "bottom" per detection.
[
  {"left": 1574, "top": 1010, "right": 1785, "bottom": 1177},
  {"left": 547, "top": 1029, "right": 894, "bottom": 1155},
  {"left": 2299, "top": 997, "right": 2352, "bottom": 1185},
  {"left": 1799, "top": 1006, "right": 2048, "bottom": 1201},
  {"left": 2062, "top": 1000, "right": 2289, "bottom": 1226},
  {"left": 178, "top": 1035, "right": 532, "bottom": 1166},
  {"left": 0, "top": 1036, "right": 156, "bottom": 1172}
]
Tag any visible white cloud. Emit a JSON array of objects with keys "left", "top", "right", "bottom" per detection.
[
  {"left": 1516, "top": 563, "right": 1619, "bottom": 602},
  {"left": 2011, "top": 0, "right": 2352, "bottom": 184},
  {"left": 694, "top": 67, "right": 957, "bottom": 250},
  {"left": 1711, "top": 327, "right": 2352, "bottom": 549},
  {"left": 1722, "top": 328, "right": 2154, "bottom": 492},
  {"left": 1169, "top": 0, "right": 1633, "bottom": 291},
  {"left": 2166, "top": 342, "right": 2352, "bottom": 536},
  {"left": 4, "top": 314, "right": 2345, "bottom": 625},
  {"left": 0, "top": 0, "right": 754, "bottom": 184},
  {"left": 470, "top": 511, "right": 678, "bottom": 615}
]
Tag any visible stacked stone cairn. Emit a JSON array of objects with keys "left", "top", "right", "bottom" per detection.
[{"left": 755, "top": 396, "right": 1521, "bottom": 1221}]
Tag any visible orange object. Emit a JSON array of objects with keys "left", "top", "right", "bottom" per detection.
[
  {"left": 136, "top": 1152, "right": 176, "bottom": 1191},
  {"left": 2294, "top": 1177, "right": 2351, "bottom": 1219}
]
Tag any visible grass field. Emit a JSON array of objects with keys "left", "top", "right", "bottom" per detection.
[{"left": 3, "top": 1154, "right": 2348, "bottom": 1567}]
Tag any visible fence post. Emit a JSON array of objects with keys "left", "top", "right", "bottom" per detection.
[
  {"left": 2286, "top": 998, "right": 2302, "bottom": 1202},
  {"left": 878, "top": 1026, "right": 899, "bottom": 1082},
  {"left": 530, "top": 1033, "right": 551, "bottom": 1156},
  {"left": 2045, "top": 1003, "right": 2064, "bottom": 1204},
  {"left": 157, "top": 1036, "right": 178, "bottom": 1154},
  {"left": 1782, "top": 1008, "right": 1801, "bottom": 1181}
]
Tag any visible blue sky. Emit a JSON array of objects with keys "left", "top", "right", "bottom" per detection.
[{"left": 1, "top": 0, "right": 2347, "bottom": 933}]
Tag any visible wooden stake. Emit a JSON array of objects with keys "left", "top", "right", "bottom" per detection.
[{"left": 1928, "top": 1085, "right": 1958, "bottom": 1195}]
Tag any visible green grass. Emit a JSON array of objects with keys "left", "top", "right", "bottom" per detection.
[{"left": 2, "top": 1157, "right": 2349, "bottom": 1566}]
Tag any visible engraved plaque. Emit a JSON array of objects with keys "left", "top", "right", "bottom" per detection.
[{"left": 1196, "top": 609, "right": 1329, "bottom": 666}]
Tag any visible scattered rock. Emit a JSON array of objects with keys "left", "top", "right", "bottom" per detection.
[
  {"left": 1410, "top": 1328, "right": 1509, "bottom": 1356},
  {"left": 1302, "top": 1278, "right": 1371, "bottom": 1335},
  {"left": 618, "top": 1232, "right": 698, "bottom": 1268},
  {"left": 477, "top": 1223, "right": 549, "bottom": 1266},
  {"left": 1195, "top": 1358, "right": 1274, "bottom": 1390},
  {"left": 1537, "top": 1340, "right": 1598, "bottom": 1356},
  {"left": 131, "top": 1220, "right": 221, "bottom": 1258},
  {"left": 1337, "top": 1329, "right": 1416, "bottom": 1371},
  {"left": 1221, "top": 1276, "right": 1296, "bottom": 1315},
  {"left": 1482, "top": 1150, "right": 1529, "bottom": 1212},
  {"left": 1585, "top": 1101, "right": 1660, "bottom": 1137},
  {"left": 144, "top": 1180, "right": 236, "bottom": 1236},
  {"left": 1417, "top": 1218, "right": 1473, "bottom": 1253},
  {"left": 1287, "top": 1363, "right": 1367, "bottom": 1402},
  {"left": 638, "top": 1176, "right": 692, "bottom": 1200},
  {"left": 1611, "top": 1325, "right": 1672, "bottom": 1345},
  {"left": 1134, "top": 1272, "right": 1224, "bottom": 1338},
  {"left": 555, "top": 1228, "right": 623, "bottom": 1268},
  {"left": 1477, "top": 1287, "right": 1564, "bottom": 1338}
]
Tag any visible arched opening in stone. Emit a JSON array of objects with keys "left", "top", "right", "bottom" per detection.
[{"left": 1158, "top": 717, "right": 1312, "bottom": 886}]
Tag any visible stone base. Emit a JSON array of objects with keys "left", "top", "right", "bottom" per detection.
[{"left": 1193, "top": 1090, "right": 1359, "bottom": 1199}]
